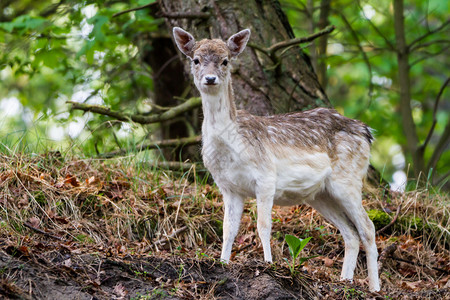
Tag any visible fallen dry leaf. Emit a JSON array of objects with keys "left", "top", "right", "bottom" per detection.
[
  {"left": 113, "top": 283, "right": 128, "bottom": 299},
  {"left": 400, "top": 280, "right": 425, "bottom": 291},
  {"left": 322, "top": 256, "right": 334, "bottom": 267},
  {"left": 18, "top": 194, "right": 29, "bottom": 208},
  {"left": 28, "top": 216, "right": 40, "bottom": 228},
  {"left": 86, "top": 176, "right": 102, "bottom": 187},
  {"left": 65, "top": 175, "right": 80, "bottom": 187}
]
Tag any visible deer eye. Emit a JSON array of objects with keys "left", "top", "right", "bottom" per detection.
[
  {"left": 193, "top": 58, "right": 200, "bottom": 65},
  {"left": 222, "top": 59, "right": 228, "bottom": 66}
]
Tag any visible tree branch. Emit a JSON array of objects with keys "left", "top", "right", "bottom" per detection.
[
  {"left": 112, "top": 2, "right": 158, "bottom": 17},
  {"left": 427, "top": 119, "right": 450, "bottom": 172},
  {"left": 268, "top": 25, "right": 335, "bottom": 54},
  {"left": 151, "top": 161, "right": 203, "bottom": 172},
  {"left": 421, "top": 77, "right": 450, "bottom": 152},
  {"left": 24, "top": 222, "right": 63, "bottom": 241},
  {"left": 377, "top": 242, "right": 397, "bottom": 273},
  {"left": 248, "top": 25, "right": 335, "bottom": 60},
  {"left": 410, "top": 39, "right": 450, "bottom": 52},
  {"left": 339, "top": 13, "right": 374, "bottom": 104},
  {"left": 357, "top": 0, "right": 396, "bottom": 51},
  {"left": 408, "top": 19, "right": 450, "bottom": 50},
  {"left": 67, "top": 97, "right": 201, "bottom": 125},
  {"left": 410, "top": 45, "right": 450, "bottom": 67},
  {"left": 99, "top": 136, "right": 201, "bottom": 158}
]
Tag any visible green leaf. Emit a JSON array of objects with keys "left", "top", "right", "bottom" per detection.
[
  {"left": 298, "top": 255, "right": 319, "bottom": 266},
  {"left": 285, "top": 235, "right": 312, "bottom": 260}
]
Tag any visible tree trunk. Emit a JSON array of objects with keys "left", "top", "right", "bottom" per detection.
[
  {"left": 316, "top": 0, "right": 331, "bottom": 89},
  {"left": 158, "top": 0, "right": 330, "bottom": 116},
  {"left": 393, "top": 0, "right": 424, "bottom": 178}
]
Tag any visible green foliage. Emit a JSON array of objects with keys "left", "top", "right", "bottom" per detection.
[
  {"left": 0, "top": 0, "right": 158, "bottom": 155},
  {"left": 281, "top": 0, "right": 449, "bottom": 186},
  {"left": 284, "top": 234, "right": 316, "bottom": 274}
]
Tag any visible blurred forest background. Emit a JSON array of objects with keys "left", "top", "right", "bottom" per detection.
[{"left": 0, "top": 0, "right": 449, "bottom": 191}]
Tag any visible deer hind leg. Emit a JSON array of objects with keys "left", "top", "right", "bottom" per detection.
[
  {"left": 328, "top": 183, "right": 380, "bottom": 292},
  {"left": 220, "top": 192, "right": 244, "bottom": 263},
  {"left": 344, "top": 201, "right": 379, "bottom": 291},
  {"left": 310, "top": 196, "right": 360, "bottom": 281}
]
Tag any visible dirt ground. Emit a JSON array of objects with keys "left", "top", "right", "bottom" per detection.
[{"left": 0, "top": 242, "right": 448, "bottom": 300}]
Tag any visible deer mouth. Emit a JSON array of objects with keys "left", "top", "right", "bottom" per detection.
[{"left": 204, "top": 82, "right": 218, "bottom": 86}]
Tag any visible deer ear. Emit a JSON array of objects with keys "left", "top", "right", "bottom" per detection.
[
  {"left": 227, "top": 29, "right": 251, "bottom": 57},
  {"left": 173, "top": 27, "right": 196, "bottom": 58}
]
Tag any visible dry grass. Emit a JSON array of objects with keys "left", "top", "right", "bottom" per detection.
[{"left": 0, "top": 151, "right": 449, "bottom": 297}]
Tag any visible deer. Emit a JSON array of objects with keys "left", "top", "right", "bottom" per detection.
[{"left": 173, "top": 27, "right": 380, "bottom": 292}]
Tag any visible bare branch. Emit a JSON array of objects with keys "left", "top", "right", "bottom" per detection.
[
  {"left": 248, "top": 25, "right": 335, "bottom": 59},
  {"left": 24, "top": 222, "right": 63, "bottom": 241},
  {"left": 339, "top": 13, "right": 374, "bottom": 104},
  {"left": 268, "top": 25, "right": 335, "bottom": 54},
  {"left": 143, "top": 226, "right": 189, "bottom": 252},
  {"left": 408, "top": 19, "right": 450, "bottom": 50},
  {"left": 356, "top": 0, "right": 396, "bottom": 51},
  {"left": 100, "top": 136, "right": 201, "bottom": 158},
  {"left": 150, "top": 161, "right": 203, "bottom": 172},
  {"left": 410, "top": 45, "right": 450, "bottom": 66},
  {"left": 421, "top": 77, "right": 450, "bottom": 152},
  {"left": 388, "top": 255, "right": 450, "bottom": 274},
  {"left": 67, "top": 97, "right": 201, "bottom": 125},
  {"left": 427, "top": 120, "right": 450, "bottom": 172},
  {"left": 112, "top": 2, "right": 158, "bottom": 17},
  {"left": 248, "top": 25, "right": 335, "bottom": 76},
  {"left": 409, "top": 39, "right": 450, "bottom": 52},
  {"left": 377, "top": 242, "right": 397, "bottom": 273}
]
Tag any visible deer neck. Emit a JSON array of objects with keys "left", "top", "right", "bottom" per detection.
[{"left": 201, "top": 79, "right": 237, "bottom": 135}]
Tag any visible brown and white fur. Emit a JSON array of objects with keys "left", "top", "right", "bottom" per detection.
[{"left": 173, "top": 27, "right": 380, "bottom": 292}]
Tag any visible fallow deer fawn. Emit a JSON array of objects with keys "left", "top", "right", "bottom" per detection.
[{"left": 173, "top": 27, "right": 380, "bottom": 292}]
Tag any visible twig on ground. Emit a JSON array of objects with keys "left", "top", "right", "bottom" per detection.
[
  {"left": 23, "top": 223, "right": 63, "bottom": 241},
  {"left": 377, "top": 204, "right": 402, "bottom": 235},
  {"left": 388, "top": 255, "right": 450, "bottom": 274},
  {"left": 378, "top": 242, "right": 397, "bottom": 273},
  {"left": 152, "top": 161, "right": 203, "bottom": 172},
  {"left": 143, "top": 226, "right": 188, "bottom": 252},
  {"left": 231, "top": 242, "right": 255, "bottom": 259}
]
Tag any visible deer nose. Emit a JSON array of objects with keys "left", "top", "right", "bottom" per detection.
[{"left": 205, "top": 76, "right": 216, "bottom": 85}]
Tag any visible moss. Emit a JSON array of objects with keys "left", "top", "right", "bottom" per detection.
[
  {"left": 32, "top": 190, "right": 46, "bottom": 205},
  {"left": 367, "top": 209, "right": 391, "bottom": 230},
  {"left": 212, "top": 219, "right": 223, "bottom": 238}
]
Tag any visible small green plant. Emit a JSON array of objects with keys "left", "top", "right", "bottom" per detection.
[{"left": 284, "top": 234, "right": 316, "bottom": 275}]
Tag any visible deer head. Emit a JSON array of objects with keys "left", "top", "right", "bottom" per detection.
[{"left": 173, "top": 27, "right": 251, "bottom": 95}]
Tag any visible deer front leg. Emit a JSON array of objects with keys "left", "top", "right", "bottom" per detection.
[
  {"left": 220, "top": 192, "right": 244, "bottom": 263},
  {"left": 256, "top": 184, "right": 275, "bottom": 263}
]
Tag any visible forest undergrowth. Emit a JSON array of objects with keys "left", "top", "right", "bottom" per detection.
[{"left": 0, "top": 152, "right": 449, "bottom": 299}]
